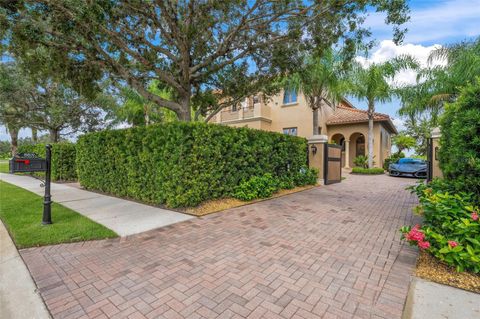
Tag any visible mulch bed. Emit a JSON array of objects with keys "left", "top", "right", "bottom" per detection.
[
  {"left": 182, "top": 185, "right": 317, "bottom": 217},
  {"left": 415, "top": 251, "right": 480, "bottom": 293}
]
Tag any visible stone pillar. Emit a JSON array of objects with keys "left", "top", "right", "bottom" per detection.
[
  {"left": 344, "top": 140, "right": 350, "bottom": 169},
  {"left": 431, "top": 127, "right": 443, "bottom": 179},
  {"left": 307, "top": 135, "right": 328, "bottom": 184}
]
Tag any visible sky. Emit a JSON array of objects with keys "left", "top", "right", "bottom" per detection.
[
  {"left": 348, "top": 0, "right": 480, "bottom": 131},
  {"left": 1, "top": 0, "right": 480, "bottom": 141}
]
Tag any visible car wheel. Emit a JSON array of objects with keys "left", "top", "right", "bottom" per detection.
[
  {"left": 389, "top": 170, "right": 400, "bottom": 177},
  {"left": 414, "top": 171, "right": 427, "bottom": 178}
]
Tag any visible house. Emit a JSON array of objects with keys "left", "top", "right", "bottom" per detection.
[{"left": 209, "top": 89, "right": 397, "bottom": 168}]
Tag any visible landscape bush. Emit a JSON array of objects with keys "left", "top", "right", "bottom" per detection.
[
  {"left": 353, "top": 155, "right": 376, "bottom": 168},
  {"left": 351, "top": 167, "right": 384, "bottom": 174},
  {"left": 439, "top": 78, "right": 480, "bottom": 198},
  {"left": 18, "top": 143, "right": 77, "bottom": 181},
  {"left": 401, "top": 182, "right": 480, "bottom": 273},
  {"left": 383, "top": 152, "right": 405, "bottom": 170},
  {"left": 233, "top": 168, "right": 318, "bottom": 201},
  {"left": 234, "top": 174, "right": 279, "bottom": 201},
  {"left": 76, "top": 122, "right": 315, "bottom": 208}
]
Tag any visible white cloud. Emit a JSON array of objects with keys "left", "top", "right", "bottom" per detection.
[
  {"left": 364, "top": 0, "right": 480, "bottom": 44},
  {"left": 355, "top": 40, "right": 446, "bottom": 86},
  {"left": 391, "top": 117, "right": 406, "bottom": 131}
]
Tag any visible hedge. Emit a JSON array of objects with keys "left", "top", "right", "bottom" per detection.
[
  {"left": 18, "top": 143, "right": 77, "bottom": 181},
  {"left": 351, "top": 167, "right": 384, "bottom": 175},
  {"left": 439, "top": 78, "right": 480, "bottom": 198},
  {"left": 76, "top": 122, "right": 311, "bottom": 207}
]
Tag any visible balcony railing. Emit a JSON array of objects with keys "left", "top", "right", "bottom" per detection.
[{"left": 219, "top": 103, "right": 269, "bottom": 122}]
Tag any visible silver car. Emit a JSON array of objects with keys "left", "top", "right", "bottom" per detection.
[{"left": 389, "top": 158, "right": 427, "bottom": 178}]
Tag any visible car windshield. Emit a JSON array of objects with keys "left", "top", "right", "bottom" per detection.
[{"left": 398, "top": 158, "right": 425, "bottom": 165}]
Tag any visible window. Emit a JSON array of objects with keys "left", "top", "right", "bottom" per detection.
[
  {"left": 253, "top": 95, "right": 260, "bottom": 104},
  {"left": 283, "top": 127, "right": 298, "bottom": 136},
  {"left": 231, "top": 104, "right": 237, "bottom": 112},
  {"left": 283, "top": 89, "right": 297, "bottom": 104}
]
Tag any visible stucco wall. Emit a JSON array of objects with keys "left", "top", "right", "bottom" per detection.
[
  {"left": 210, "top": 91, "right": 393, "bottom": 168},
  {"left": 326, "top": 122, "right": 391, "bottom": 168},
  {"left": 266, "top": 91, "right": 335, "bottom": 137}
]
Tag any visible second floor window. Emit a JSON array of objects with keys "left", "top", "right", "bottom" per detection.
[
  {"left": 283, "top": 89, "right": 297, "bottom": 104},
  {"left": 283, "top": 127, "right": 298, "bottom": 136}
]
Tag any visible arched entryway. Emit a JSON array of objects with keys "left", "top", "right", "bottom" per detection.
[
  {"left": 331, "top": 133, "right": 346, "bottom": 167},
  {"left": 349, "top": 132, "right": 366, "bottom": 167}
]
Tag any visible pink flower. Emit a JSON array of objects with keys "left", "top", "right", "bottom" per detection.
[
  {"left": 405, "top": 225, "right": 425, "bottom": 242},
  {"left": 472, "top": 212, "right": 479, "bottom": 221},
  {"left": 417, "top": 241, "right": 430, "bottom": 250},
  {"left": 448, "top": 241, "right": 458, "bottom": 248}
]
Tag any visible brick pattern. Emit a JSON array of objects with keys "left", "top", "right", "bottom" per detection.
[{"left": 21, "top": 174, "right": 419, "bottom": 319}]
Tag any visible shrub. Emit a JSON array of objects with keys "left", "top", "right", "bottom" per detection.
[
  {"left": 353, "top": 155, "right": 368, "bottom": 168},
  {"left": 439, "top": 78, "right": 480, "bottom": 198},
  {"left": 76, "top": 122, "right": 312, "bottom": 207},
  {"left": 401, "top": 182, "right": 480, "bottom": 273},
  {"left": 353, "top": 155, "right": 376, "bottom": 168},
  {"left": 383, "top": 152, "right": 405, "bottom": 170},
  {"left": 234, "top": 174, "right": 279, "bottom": 201},
  {"left": 351, "top": 167, "right": 384, "bottom": 175},
  {"left": 17, "top": 143, "right": 77, "bottom": 181}
]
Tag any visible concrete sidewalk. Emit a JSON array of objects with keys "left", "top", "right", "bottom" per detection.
[
  {"left": 0, "top": 173, "right": 193, "bottom": 236},
  {"left": 403, "top": 277, "right": 480, "bottom": 319},
  {"left": 0, "top": 221, "right": 51, "bottom": 319}
]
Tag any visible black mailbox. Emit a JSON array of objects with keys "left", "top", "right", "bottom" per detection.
[{"left": 9, "top": 153, "right": 47, "bottom": 173}]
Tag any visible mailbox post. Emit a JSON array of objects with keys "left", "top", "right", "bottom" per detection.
[
  {"left": 42, "top": 145, "right": 52, "bottom": 225},
  {"left": 9, "top": 145, "right": 52, "bottom": 225}
]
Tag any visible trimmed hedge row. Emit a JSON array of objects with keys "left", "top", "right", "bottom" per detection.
[
  {"left": 439, "top": 79, "right": 480, "bottom": 199},
  {"left": 76, "top": 122, "right": 312, "bottom": 207},
  {"left": 351, "top": 167, "right": 384, "bottom": 175},
  {"left": 18, "top": 143, "right": 77, "bottom": 181}
]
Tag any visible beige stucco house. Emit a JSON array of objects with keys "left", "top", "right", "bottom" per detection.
[{"left": 210, "top": 89, "right": 397, "bottom": 168}]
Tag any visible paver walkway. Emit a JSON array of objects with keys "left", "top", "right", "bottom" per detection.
[
  {"left": 20, "top": 174, "right": 419, "bottom": 319},
  {"left": 0, "top": 173, "right": 192, "bottom": 236}
]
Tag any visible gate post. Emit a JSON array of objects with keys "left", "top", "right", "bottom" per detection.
[
  {"left": 307, "top": 135, "right": 328, "bottom": 185},
  {"left": 431, "top": 127, "right": 443, "bottom": 180}
]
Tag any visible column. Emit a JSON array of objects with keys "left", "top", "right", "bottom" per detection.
[
  {"left": 344, "top": 140, "right": 350, "bottom": 169},
  {"left": 307, "top": 134, "right": 328, "bottom": 185}
]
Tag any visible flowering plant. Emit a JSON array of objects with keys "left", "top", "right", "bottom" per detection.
[{"left": 401, "top": 182, "right": 480, "bottom": 273}]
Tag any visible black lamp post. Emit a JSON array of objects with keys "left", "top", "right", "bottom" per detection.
[{"left": 42, "top": 144, "right": 52, "bottom": 225}]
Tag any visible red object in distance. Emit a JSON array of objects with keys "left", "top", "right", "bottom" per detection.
[{"left": 15, "top": 159, "right": 30, "bottom": 165}]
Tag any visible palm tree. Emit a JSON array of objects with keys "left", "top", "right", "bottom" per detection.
[
  {"left": 399, "top": 37, "right": 480, "bottom": 115},
  {"left": 347, "top": 56, "right": 418, "bottom": 168},
  {"left": 283, "top": 50, "right": 347, "bottom": 135},
  {"left": 109, "top": 81, "right": 177, "bottom": 127}
]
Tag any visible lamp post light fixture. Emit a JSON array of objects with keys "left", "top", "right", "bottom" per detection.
[{"left": 311, "top": 145, "right": 317, "bottom": 155}]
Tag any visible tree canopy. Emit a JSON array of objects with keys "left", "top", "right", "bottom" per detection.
[{"left": 2, "top": 0, "right": 410, "bottom": 121}]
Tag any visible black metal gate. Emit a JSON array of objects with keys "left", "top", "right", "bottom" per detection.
[
  {"left": 324, "top": 144, "right": 342, "bottom": 185},
  {"left": 426, "top": 137, "right": 433, "bottom": 182}
]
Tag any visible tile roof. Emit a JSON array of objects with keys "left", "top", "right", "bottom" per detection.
[{"left": 326, "top": 106, "right": 398, "bottom": 134}]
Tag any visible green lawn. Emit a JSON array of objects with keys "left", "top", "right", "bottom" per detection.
[
  {"left": 0, "top": 181, "right": 117, "bottom": 248},
  {"left": 0, "top": 160, "right": 8, "bottom": 173}
]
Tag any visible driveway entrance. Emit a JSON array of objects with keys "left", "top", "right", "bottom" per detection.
[{"left": 21, "top": 174, "right": 419, "bottom": 319}]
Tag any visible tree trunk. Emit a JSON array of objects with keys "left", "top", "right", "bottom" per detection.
[
  {"left": 9, "top": 127, "right": 18, "bottom": 156},
  {"left": 312, "top": 107, "right": 319, "bottom": 135},
  {"left": 144, "top": 106, "right": 150, "bottom": 126},
  {"left": 367, "top": 100, "right": 375, "bottom": 168},
  {"left": 31, "top": 127, "right": 38, "bottom": 142},
  {"left": 177, "top": 95, "right": 192, "bottom": 121},
  {"left": 49, "top": 129, "right": 59, "bottom": 143}
]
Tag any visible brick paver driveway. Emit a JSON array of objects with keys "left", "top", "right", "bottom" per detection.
[{"left": 21, "top": 174, "right": 419, "bottom": 319}]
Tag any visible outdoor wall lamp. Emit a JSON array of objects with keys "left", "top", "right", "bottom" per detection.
[{"left": 311, "top": 145, "right": 317, "bottom": 155}]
